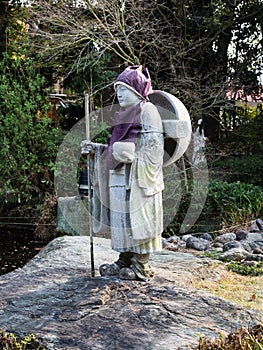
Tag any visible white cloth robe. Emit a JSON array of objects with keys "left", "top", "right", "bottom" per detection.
[{"left": 91, "top": 101, "right": 164, "bottom": 254}]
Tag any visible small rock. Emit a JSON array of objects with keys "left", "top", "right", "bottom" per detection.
[
  {"left": 245, "top": 254, "right": 263, "bottom": 262},
  {"left": 243, "top": 260, "right": 258, "bottom": 267},
  {"left": 162, "top": 238, "right": 171, "bottom": 249},
  {"left": 167, "top": 235, "right": 180, "bottom": 244},
  {"left": 206, "top": 247, "right": 223, "bottom": 253},
  {"left": 223, "top": 240, "right": 242, "bottom": 252},
  {"left": 247, "top": 241, "right": 262, "bottom": 251},
  {"left": 162, "top": 237, "right": 180, "bottom": 251},
  {"left": 239, "top": 241, "right": 253, "bottom": 253},
  {"left": 219, "top": 247, "right": 250, "bottom": 262},
  {"left": 214, "top": 232, "right": 236, "bottom": 244},
  {"left": 199, "top": 233, "right": 213, "bottom": 241},
  {"left": 250, "top": 222, "right": 260, "bottom": 232},
  {"left": 181, "top": 234, "right": 193, "bottom": 242},
  {"left": 246, "top": 232, "right": 263, "bottom": 242},
  {"left": 178, "top": 241, "right": 187, "bottom": 249},
  {"left": 256, "top": 218, "right": 263, "bottom": 231},
  {"left": 186, "top": 237, "right": 210, "bottom": 251},
  {"left": 211, "top": 242, "right": 223, "bottom": 248},
  {"left": 253, "top": 248, "right": 263, "bottom": 254},
  {"left": 235, "top": 229, "right": 248, "bottom": 241}
]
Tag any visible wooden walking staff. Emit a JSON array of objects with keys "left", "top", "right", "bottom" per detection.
[{"left": 85, "top": 93, "right": 95, "bottom": 277}]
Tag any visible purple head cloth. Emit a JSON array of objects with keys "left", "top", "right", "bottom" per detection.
[
  {"left": 114, "top": 65, "right": 153, "bottom": 98},
  {"left": 105, "top": 65, "right": 153, "bottom": 170}
]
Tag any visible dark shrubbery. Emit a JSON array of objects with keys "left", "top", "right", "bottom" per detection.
[
  {"left": 0, "top": 41, "right": 62, "bottom": 207},
  {"left": 204, "top": 180, "right": 263, "bottom": 227},
  {"left": 167, "top": 179, "right": 263, "bottom": 235},
  {"left": 212, "top": 155, "right": 263, "bottom": 187}
]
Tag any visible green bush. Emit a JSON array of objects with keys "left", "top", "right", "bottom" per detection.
[
  {"left": 227, "top": 261, "right": 263, "bottom": 276},
  {"left": 204, "top": 180, "right": 263, "bottom": 227},
  {"left": 0, "top": 40, "right": 62, "bottom": 206},
  {"left": 212, "top": 155, "right": 263, "bottom": 187},
  {"left": 168, "top": 179, "right": 263, "bottom": 234}
]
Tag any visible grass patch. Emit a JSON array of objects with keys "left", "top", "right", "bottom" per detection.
[
  {"left": 227, "top": 261, "right": 263, "bottom": 276},
  {"left": 194, "top": 323, "right": 263, "bottom": 349},
  {"left": 189, "top": 266, "right": 263, "bottom": 312},
  {"left": 200, "top": 251, "right": 222, "bottom": 260}
]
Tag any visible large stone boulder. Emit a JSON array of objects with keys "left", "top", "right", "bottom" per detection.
[{"left": 0, "top": 236, "right": 261, "bottom": 350}]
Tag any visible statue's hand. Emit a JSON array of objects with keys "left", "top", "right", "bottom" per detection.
[
  {"left": 112, "top": 142, "right": 135, "bottom": 163},
  {"left": 81, "top": 141, "right": 106, "bottom": 155}
]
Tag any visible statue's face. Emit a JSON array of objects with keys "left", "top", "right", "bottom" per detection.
[{"left": 116, "top": 85, "right": 142, "bottom": 108}]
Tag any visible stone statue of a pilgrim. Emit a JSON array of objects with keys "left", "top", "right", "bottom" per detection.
[{"left": 86, "top": 66, "right": 164, "bottom": 280}]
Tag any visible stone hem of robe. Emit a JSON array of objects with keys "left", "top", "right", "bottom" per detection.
[{"left": 112, "top": 234, "right": 162, "bottom": 254}]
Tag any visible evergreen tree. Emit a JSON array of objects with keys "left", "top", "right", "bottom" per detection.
[{"left": 0, "top": 39, "right": 62, "bottom": 205}]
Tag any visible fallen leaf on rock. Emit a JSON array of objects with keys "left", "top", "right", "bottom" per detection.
[{"left": 248, "top": 294, "right": 257, "bottom": 302}]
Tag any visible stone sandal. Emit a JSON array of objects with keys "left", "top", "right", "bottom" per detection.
[{"left": 99, "top": 263, "right": 120, "bottom": 276}]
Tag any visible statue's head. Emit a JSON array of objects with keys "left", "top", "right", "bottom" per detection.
[
  {"left": 114, "top": 65, "right": 153, "bottom": 99},
  {"left": 116, "top": 85, "right": 142, "bottom": 108}
]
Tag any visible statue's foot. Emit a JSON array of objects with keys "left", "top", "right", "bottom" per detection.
[
  {"left": 119, "top": 267, "right": 138, "bottom": 280},
  {"left": 99, "top": 263, "right": 120, "bottom": 276},
  {"left": 119, "top": 263, "right": 155, "bottom": 281}
]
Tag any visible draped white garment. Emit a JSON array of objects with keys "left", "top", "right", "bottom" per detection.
[{"left": 91, "top": 102, "right": 164, "bottom": 253}]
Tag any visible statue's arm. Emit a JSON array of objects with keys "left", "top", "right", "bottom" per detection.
[{"left": 81, "top": 141, "right": 107, "bottom": 155}]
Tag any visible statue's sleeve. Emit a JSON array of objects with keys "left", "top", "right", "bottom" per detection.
[{"left": 133, "top": 102, "right": 164, "bottom": 196}]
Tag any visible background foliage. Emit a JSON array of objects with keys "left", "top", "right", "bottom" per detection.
[
  {"left": 0, "top": 39, "right": 62, "bottom": 209},
  {"left": 0, "top": 0, "right": 262, "bottom": 235}
]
